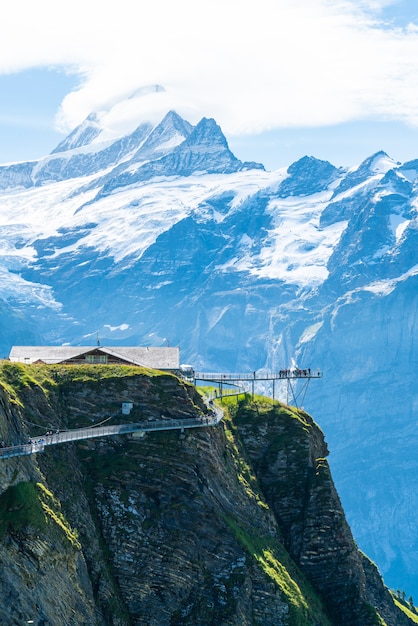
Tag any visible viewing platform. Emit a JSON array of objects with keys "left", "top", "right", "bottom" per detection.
[
  {"left": 193, "top": 368, "right": 322, "bottom": 407},
  {"left": 194, "top": 369, "right": 321, "bottom": 382}
]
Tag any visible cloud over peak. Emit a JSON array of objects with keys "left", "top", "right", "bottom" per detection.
[{"left": 1, "top": 0, "right": 418, "bottom": 140}]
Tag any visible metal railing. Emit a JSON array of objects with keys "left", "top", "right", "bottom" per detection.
[
  {"left": 0, "top": 407, "right": 224, "bottom": 460},
  {"left": 196, "top": 370, "right": 321, "bottom": 381}
]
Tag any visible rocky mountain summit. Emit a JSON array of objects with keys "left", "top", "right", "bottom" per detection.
[
  {"left": 0, "top": 362, "right": 414, "bottom": 625},
  {"left": 0, "top": 108, "right": 417, "bottom": 597}
]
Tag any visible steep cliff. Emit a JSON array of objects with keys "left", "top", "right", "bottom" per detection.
[{"left": 0, "top": 362, "right": 413, "bottom": 625}]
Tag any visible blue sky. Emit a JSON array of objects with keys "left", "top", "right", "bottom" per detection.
[
  {"left": 0, "top": 69, "right": 79, "bottom": 162},
  {"left": 1, "top": 0, "right": 418, "bottom": 170}
]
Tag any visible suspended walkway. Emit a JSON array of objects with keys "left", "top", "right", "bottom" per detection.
[{"left": 0, "top": 406, "right": 224, "bottom": 461}]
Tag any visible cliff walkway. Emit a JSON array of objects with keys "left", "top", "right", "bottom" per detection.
[
  {"left": 0, "top": 405, "right": 224, "bottom": 461},
  {"left": 0, "top": 369, "right": 321, "bottom": 461}
]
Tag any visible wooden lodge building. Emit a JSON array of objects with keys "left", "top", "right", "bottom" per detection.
[{"left": 8, "top": 346, "right": 180, "bottom": 372}]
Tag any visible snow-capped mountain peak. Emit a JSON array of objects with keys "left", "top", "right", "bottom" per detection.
[{"left": 50, "top": 112, "right": 103, "bottom": 154}]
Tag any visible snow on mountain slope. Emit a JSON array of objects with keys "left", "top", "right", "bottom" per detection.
[
  {"left": 0, "top": 108, "right": 418, "bottom": 598},
  {"left": 51, "top": 112, "right": 103, "bottom": 153},
  {"left": 245, "top": 192, "right": 347, "bottom": 286},
  {"left": 0, "top": 169, "right": 279, "bottom": 272}
]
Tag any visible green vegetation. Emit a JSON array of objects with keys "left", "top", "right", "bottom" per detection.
[
  {"left": 221, "top": 395, "right": 314, "bottom": 514},
  {"left": 221, "top": 392, "right": 313, "bottom": 434},
  {"left": 0, "top": 481, "right": 80, "bottom": 548},
  {"left": 361, "top": 602, "right": 388, "bottom": 625},
  {"left": 0, "top": 361, "right": 46, "bottom": 389},
  {"left": 217, "top": 396, "right": 333, "bottom": 624},
  {"left": 0, "top": 481, "right": 45, "bottom": 535},
  {"left": 222, "top": 409, "right": 269, "bottom": 511},
  {"left": 0, "top": 361, "right": 170, "bottom": 396},
  {"left": 0, "top": 361, "right": 182, "bottom": 432},
  {"left": 37, "top": 482, "right": 81, "bottom": 548},
  {"left": 0, "top": 361, "right": 57, "bottom": 397},
  {"left": 224, "top": 514, "right": 331, "bottom": 625},
  {"left": 369, "top": 610, "right": 387, "bottom": 625},
  {"left": 391, "top": 592, "right": 418, "bottom": 623},
  {"left": 53, "top": 363, "right": 166, "bottom": 385}
]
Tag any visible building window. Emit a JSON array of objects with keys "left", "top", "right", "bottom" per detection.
[{"left": 85, "top": 354, "right": 108, "bottom": 364}]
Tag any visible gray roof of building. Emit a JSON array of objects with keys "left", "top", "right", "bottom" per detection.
[{"left": 8, "top": 346, "right": 180, "bottom": 369}]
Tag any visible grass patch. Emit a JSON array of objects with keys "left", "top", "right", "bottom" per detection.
[
  {"left": 0, "top": 481, "right": 80, "bottom": 548},
  {"left": 392, "top": 596, "right": 418, "bottom": 623},
  {"left": 0, "top": 361, "right": 58, "bottom": 408},
  {"left": 224, "top": 514, "right": 331, "bottom": 625},
  {"left": 0, "top": 361, "right": 55, "bottom": 392},
  {"left": 222, "top": 417, "right": 269, "bottom": 511},
  {"left": 0, "top": 482, "right": 46, "bottom": 536},
  {"left": 222, "top": 393, "right": 311, "bottom": 432},
  {"left": 37, "top": 482, "right": 80, "bottom": 548},
  {"left": 53, "top": 363, "right": 169, "bottom": 386},
  {"left": 0, "top": 362, "right": 171, "bottom": 400}
]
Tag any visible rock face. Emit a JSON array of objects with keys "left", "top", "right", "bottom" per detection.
[{"left": 0, "top": 363, "right": 414, "bottom": 625}]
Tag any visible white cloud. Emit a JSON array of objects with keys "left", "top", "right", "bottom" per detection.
[{"left": 1, "top": 0, "right": 418, "bottom": 139}]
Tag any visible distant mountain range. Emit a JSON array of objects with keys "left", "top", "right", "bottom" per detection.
[{"left": 0, "top": 107, "right": 417, "bottom": 597}]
